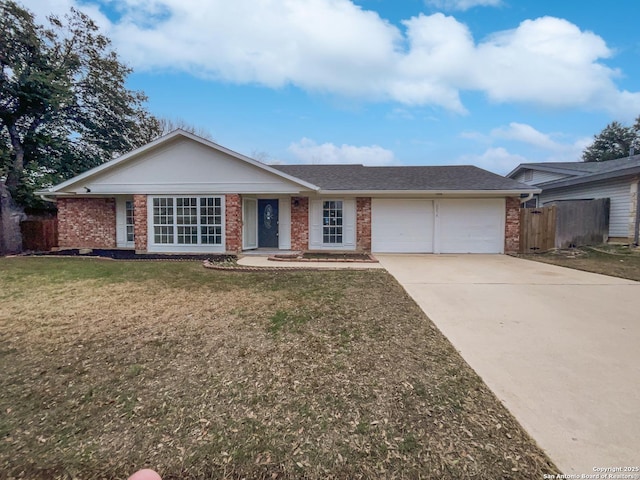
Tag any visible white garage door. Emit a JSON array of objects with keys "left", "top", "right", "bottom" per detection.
[
  {"left": 438, "top": 199, "right": 505, "bottom": 253},
  {"left": 372, "top": 199, "right": 434, "bottom": 253}
]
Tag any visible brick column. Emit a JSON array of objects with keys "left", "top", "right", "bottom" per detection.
[
  {"left": 57, "top": 198, "right": 117, "bottom": 249},
  {"left": 225, "top": 194, "right": 242, "bottom": 253},
  {"left": 504, "top": 197, "right": 520, "bottom": 254},
  {"left": 356, "top": 197, "right": 372, "bottom": 251},
  {"left": 290, "top": 197, "right": 309, "bottom": 251},
  {"left": 133, "top": 194, "right": 148, "bottom": 252}
]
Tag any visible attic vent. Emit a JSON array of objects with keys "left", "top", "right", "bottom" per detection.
[{"left": 524, "top": 170, "right": 533, "bottom": 182}]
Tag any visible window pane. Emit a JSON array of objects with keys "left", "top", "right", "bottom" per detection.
[
  {"left": 154, "top": 226, "right": 174, "bottom": 244},
  {"left": 198, "top": 197, "right": 222, "bottom": 245}
]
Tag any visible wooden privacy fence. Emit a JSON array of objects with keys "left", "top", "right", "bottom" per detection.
[
  {"left": 550, "top": 198, "right": 610, "bottom": 249},
  {"left": 519, "top": 199, "right": 611, "bottom": 253},
  {"left": 520, "top": 206, "right": 557, "bottom": 253},
  {"left": 21, "top": 218, "right": 58, "bottom": 251}
]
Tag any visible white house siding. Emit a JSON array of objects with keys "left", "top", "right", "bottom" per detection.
[
  {"left": 74, "top": 138, "right": 308, "bottom": 195},
  {"left": 512, "top": 170, "right": 571, "bottom": 185},
  {"left": 539, "top": 177, "right": 632, "bottom": 238},
  {"left": 532, "top": 170, "right": 572, "bottom": 185}
]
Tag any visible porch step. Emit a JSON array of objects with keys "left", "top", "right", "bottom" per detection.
[{"left": 240, "top": 249, "right": 301, "bottom": 256}]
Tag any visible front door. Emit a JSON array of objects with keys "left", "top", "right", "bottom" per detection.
[{"left": 258, "top": 199, "right": 279, "bottom": 248}]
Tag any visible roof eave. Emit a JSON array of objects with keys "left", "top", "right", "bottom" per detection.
[
  {"left": 506, "top": 163, "right": 587, "bottom": 178},
  {"left": 316, "top": 188, "right": 541, "bottom": 196},
  {"left": 539, "top": 166, "right": 640, "bottom": 190}
]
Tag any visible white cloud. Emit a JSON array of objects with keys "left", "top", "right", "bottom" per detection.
[
  {"left": 491, "top": 123, "right": 564, "bottom": 151},
  {"left": 490, "top": 122, "right": 592, "bottom": 160},
  {"left": 471, "top": 17, "right": 638, "bottom": 114},
  {"left": 459, "top": 122, "right": 594, "bottom": 172},
  {"left": 456, "top": 147, "right": 528, "bottom": 174},
  {"left": 288, "top": 138, "right": 397, "bottom": 165},
  {"left": 425, "top": 0, "right": 502, "bottom": 12},
  {"left": 21, "top": 1, "right": 640, "bottom": 116}
]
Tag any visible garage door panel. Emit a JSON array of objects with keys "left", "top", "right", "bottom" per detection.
[
  {"left": 438, "top": 199, "right": 504, "bottom": 254},
  {"left": 372, "top": 199, "right": 433, "bottom": 253}
]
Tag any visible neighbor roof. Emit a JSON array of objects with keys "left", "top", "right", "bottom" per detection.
[
  {"left": 273, "top": 164, "right": 534, "bottom": 192},
  {"left": 507, "top": 155, "right": 640, "bottom": 190}
]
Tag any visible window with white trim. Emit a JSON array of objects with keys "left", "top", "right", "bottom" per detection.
[
  {"left": 322, "top": 200, "right": 343, "bottom": 244},
  {"left": 152, "top": 196, "right": 223, "bottom": 245},
  {"left": 125, "top": 200, "right": 135, "bottom": 242}
]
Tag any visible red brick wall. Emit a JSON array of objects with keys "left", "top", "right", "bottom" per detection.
[
  {"left": 290, "top": 197, "right": 309, "bottom": 251},
  {"left": 505, "top": 197, "right": 520, "bottom": 254},
  {"left": 57, "top": 197, "right": 116, "bottom": 249},
  {"left": 225, "top": 194, "right": 242, "bottom": 253},
  {"left": 133, "top": 194, "right": 147, "bottom": 252},
  {"left": 356, "top": 197, "right": 372, "bottom": 251}
]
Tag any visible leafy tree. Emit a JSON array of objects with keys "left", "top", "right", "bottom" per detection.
[
  {"left": 0, "top": 0, "right": 161, "bottom": 209},
  {"left": 582, "top": 119, "right": 640, "bottom": 162}
]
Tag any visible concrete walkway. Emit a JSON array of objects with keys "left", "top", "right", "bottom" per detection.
[{"left": 377, "top": 254, "right": 640, "bottom": 475}]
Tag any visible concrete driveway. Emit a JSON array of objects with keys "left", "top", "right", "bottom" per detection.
[{"left": 377, "top": 254, "right": 640, "bottom": 475}]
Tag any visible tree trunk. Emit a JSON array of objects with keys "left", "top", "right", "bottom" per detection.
[
  {"left": 6, "top": 123, "right": 25, "bottom": 191},
  {"left": 0, "top": 182, "right": 25, "bottom": 254}
]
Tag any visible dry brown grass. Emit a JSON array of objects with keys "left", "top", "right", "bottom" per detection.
[
  {"left": 0, "top": 257, "right": 557, "bottom": 479},
  {"left": 520, "top": 245, "right": 640, "bottom": 281}
]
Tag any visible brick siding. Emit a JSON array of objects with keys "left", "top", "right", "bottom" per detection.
[
  {"left": 504, "top": 197, "right": 520, "bottom": 253},
  {"left": 133, "top": 194, "right": 147, "bottom": 252},
  {"left": 225, "top": 194, "right": 242, "bottom": 253},
  {"left": 290, "top": 197, "right": 309, "bottom": 251},
  {"left": 57, "top": 197, "right": 116, "bottom": 249},
  {"left": 356, "top": 197, "right": 372, "bottom": 251}
]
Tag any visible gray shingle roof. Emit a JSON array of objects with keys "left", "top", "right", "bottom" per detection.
[
  {"left": 272, "top": 164, "right": 534, "bottom": 191},
  {"left": 516, "top": 155, "right": 640, "bottom": 178},
  {"left": 521, "top": 155, "right": 640, "bottom": 189}
]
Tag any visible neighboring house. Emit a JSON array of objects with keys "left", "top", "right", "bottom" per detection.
[
  {"left": 507, "top": 156, "right": 640, "bottom": 242},
  {"left": 37, "top": 130, "right": 537, "bottom": 255}
]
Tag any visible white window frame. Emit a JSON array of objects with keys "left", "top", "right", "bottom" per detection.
[
  {"left": 309, "top": 198, "right": 356, "bottom": 250},
  {"left": 125, "top": 200, "right": 135, "bottom": 244},
  {"left": 322, "top": 200, "right": 344, "bottom": 246},
  {"left": 147, "top": 195, "right": 226, "bottom": 253}
]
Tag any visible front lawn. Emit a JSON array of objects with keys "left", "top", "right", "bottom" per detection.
[
  {"left": 0, "top": 258, "right": 556, "bottom": 479},
  {"left": 520, "top": 245, "right": 640, "bottom": 281}
]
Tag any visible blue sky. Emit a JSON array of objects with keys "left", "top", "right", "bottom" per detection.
[{"left": 26, "top": 0, "right": 640, "bottom": 174}]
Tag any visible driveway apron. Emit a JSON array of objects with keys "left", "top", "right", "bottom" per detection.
[{"left": 377, "top": 254, "right": 640, "bottom": 475}]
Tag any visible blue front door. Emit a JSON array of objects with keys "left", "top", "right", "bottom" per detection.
[{"left": 258, "top": 199, "right": 279, "bottom": 248}]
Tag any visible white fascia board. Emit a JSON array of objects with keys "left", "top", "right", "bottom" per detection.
[
  {"left": 316, "top": 189, "right": 541, "bottom": 196},
  {"left": 42, "top": 129, "right": 320, "bottom": 194}
]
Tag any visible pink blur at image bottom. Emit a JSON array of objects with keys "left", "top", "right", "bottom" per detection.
[{"left": 128, "top": 469, "right": 162, "bottom": 480}]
